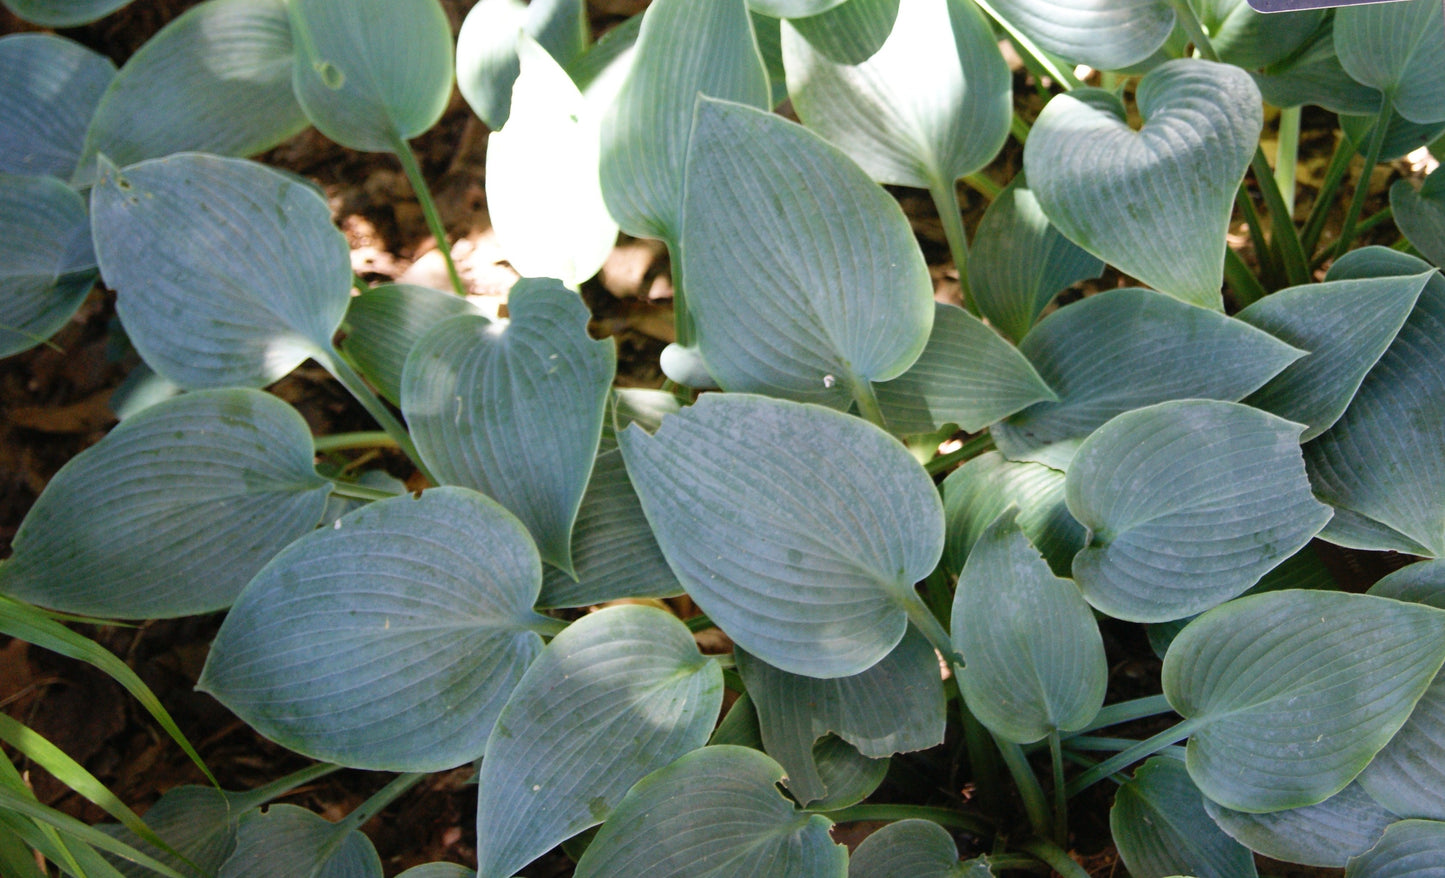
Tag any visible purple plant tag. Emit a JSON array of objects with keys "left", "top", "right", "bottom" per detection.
[{"left": 1249, "top": 0, "right": 1418, "bottom": 10}]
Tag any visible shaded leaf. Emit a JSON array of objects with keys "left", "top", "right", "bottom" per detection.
[
  {"left": 572, "top": 747, "right": 847, "bottom": 878},
  {"left": 1205, "top": 782, "right": 1395, "bottom": 868},
  {"left": 1, "top": 0, "right": 133, "bottom": 27},
  {"left": 341, "top": 283, "right": 485, "bottom": 406},
  {"left": 1345, "top": 820, "right": 1445, "bottom": 877},
  {"left": 98, "top": 786, "right": 240, "bottom": 878},
  {"left": 218, "top": 805, "right": 380, "bottom": 878},
  {"left": 0, "top": 389, "right": 329, "bottom": 617},
  {"left": 1111, "top": 756, "right": 1257, "bottom": 878},
  {"left": 402, "top": 279, "right": 615, "bottom": 573},
  {"left": 620, "top": 394, "right": 943, "bottom": 678},
  {"left": 1392, "top": 168, "right": 1445, "bottom": 268},
  {"left": 1025, "top": 60, "right": 1262, "bottom": 309},
  {"left": 749, "top": 0, "right": 847, "bottom": 16},
  {"left": 199, "top": 488, "right": 547, "bottom": 771},
  {"left": 1251, "top": 17, "right": 1381, "bottom": 115},
  {"left": 681, "top": 98, "right": 933, "bottom": 409},
  {"left": 941, "top": 451, "right": 1083, "bottom": 578},
  {"left": 1163, "top": 590, "right": 1445, "bottom": 812},
  {"left": 0, "top": 174, "right": 96, "bottom": 359},
  {"left": 1335, "top": 0, "right": 1445, "bottom": 124},
  {"left": 90, "top": 153, "right": 350, "bottom": 389},
  {"left": 1191, "top": 0, "right": 1322, "bottom": 69},
  {"left": 847, "top": 819, "right": 979, "bottom": 878},
  {"left": 0, "top": 34, "right": 114, "bottom": 177},
  {"left": 475, "top": 606, "right": 721, "bottom": 878},
  {"left": 804, "top": 736, "right": 889, "bottom": 811}
]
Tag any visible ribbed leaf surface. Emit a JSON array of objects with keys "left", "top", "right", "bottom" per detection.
[
  {"left": 1252, "top": 19, "right": 1382, "bottom": 115},
  {"left": 1025, "top": 60, "right": 1262, "bottom": 309},
  {"left": 984, "top": 0, "right": 1173, "bottom": 69},
  {"left": 1193, "top": 0, "right": 1323, "bottom": 69},
  {"left": 1345, "top": 820, "right": 1445, "bottom": 877},
  {"left": 1111, "top": 756, "right": 1257, "bottom": 878},
  {"left": 1165, "top": 590, "right": 1445, "bottom": 812},
  {"left": 681, "top": 98, "right": 933, "bottom": 409},
  {"left": 0, "top": 390, "right": 329, "bottom": 617},
  {"left": 1391, "top": 169, "right": 1445, "bottom": 268},
  {"left": 0, "top": 34, "right": 114, "bottom": 177},
  {"left": 1, "top": 0, "right": 133, "bottom": 26},
  {"left": 341, "top": 283, "right": 485, "bottom": 406},
  {"left": 572, "top": 747, "right": 847, "bottom": 878},
  {"left": 941, "top": 451, "right": 1082, "bottom": 578},
  {"left": 475, "top": 606, "right": 721, "bottom": 878},
  {"left": 90, "top": 153, "right": 350, "bottom": 388},
  {"left": 619, "top": 394, "right": 944, "bottom": 678},
  {"left": 98, "top": 787, "right": 239, "bottom": 878},
  {"left": 456, "top": 0, "right": 587, "bottom": 129},
  {"left": 1335, "top": 0, "right": 1445, "bottom": 124},
  {"left": 0, "top": 174, "right": 96, "bottom": 358},
  {"left": 1205, "top": 782, "right": 1395, "bottom": 868},
  {"left": 219, "top": 805, "right": 380, "bottom": 878},
  {"left": 846, "top": 819, "right": 962, "bottom": 878}
]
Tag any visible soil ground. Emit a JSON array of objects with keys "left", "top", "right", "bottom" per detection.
[{"left": 0, "top": 2, "right": 1430, "bottom": 875}]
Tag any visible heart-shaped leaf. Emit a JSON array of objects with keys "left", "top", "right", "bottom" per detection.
[
  {"left": 1067, "top": 400, "right": 1332, "bottom": 623},
  {"left": 1345, "top": 820, "right": 1445, "bottom": 877},
  {"left": 991, "top": 288, "right": 1303, "bottom": 469},
  {"left": 475, "top": 605, "right": 721, "bottom": 878},
  {"left": 735, "top": 629, "right": 944, "bottom": 804},
  {"left": 486, "top": 36, "right": 618, "bottom": 288},
  {"left": 0, "top": 389, "right": 330, "bottom": 618},
  {"left": 1163, "top": 590, "right": 1445, "bottom": 812},
  {"left": 341, "top": 283, "right": 486, "bottom": 406},
  {"left": 1025, "top": 60, "right": 1262, "bottom": 309},
  {"left": 941, "top": 451, "right": 1084, "bottom": 578},
  {"left": 1237, "top": 272, "right": 1430, "bottom": 440},
  {"left": 572, "top": 747, "right": 848, "bottom": 878},
  {"left": 599, "top": 0, "right": 770, "bottom": 242},
  {"left": 874, "top": 303, "right": 1055, "bottom": 435},
  {"left": 781, "top": 0, "right": 1011, "bottom": 189},
  {"left": 537, "top": 448, "right": 681, "bottom": 608},
  {"left": 289, "top": 0, "right": 453, "bottom": 152},
  {"left": 680, "top": 98, "right": 933, "bottom": 410},
  {"left": 0, "top": 173, "right": 96, "bottom": 359},
  {"left": 218, "top": 805, "right": 380, "bottom": 878},
  {"left": 0, "top": 34, "right": 114, "bottom": 177},
  {"left": 1204, "top": 782, "right": 1396, "bottom": 868},
  {"left": 1251, "top": 17, "right": 1382, "bottom": 115},
  {"left": 1308, "top": 249, "right": 1445, "bottom": 556},
  {"left": 1391, "top": 168, "right": 1445, "bottom": 268},
  {"left": 402, "top": 278, "right": 616, "bottom": 574},
  {"left": 1, "top": 0, "right": 133, "bottom": 26},
  {"left": 76, "top": 0, "right": 306, "bottom": 183},
  {"left": 1360, "top": 563, "right": 1445, "bottom": 820},
  {"left": 199, "top": 487, "right": 549, "bottom": 771},
  {"left": 1192, "top": 0, "right": 1323, "bottom": 69},
  {"left": 967, "top": 176, "right": 1104, "bottom": 343},
  {"left": 1111, "top": 756, "right": 1257, "bottom": 878},
  {"left": 619, "top": 394, "right": 944, "bottom": 679},
  {"left": 397, "top": 866, "right": 473, "bottom": 878},
  {"left": 953, "top": 510, "right": 1106, "bottom": 743},
  {"left": 90, "top": 153, "right": 351, "bottom": 389},
  {"left": 456, "top": 0, "right": 588, "bottom": 129},
  {"left": 982, "top": 0, "right": 1174, "bottom": 70},
  {"left": 1335, "top": 0, "right": 1445, "bottom": 125},
  {"left": 847, "top": 819, "right": 989, "bottom": 878},
  {"left": 97, "top": 786, "right": 241, "bottom": 878}
]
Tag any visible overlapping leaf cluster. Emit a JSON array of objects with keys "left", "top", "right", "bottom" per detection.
[{"left": 4, "top": 0, "right": 1445, "bottom": 875}]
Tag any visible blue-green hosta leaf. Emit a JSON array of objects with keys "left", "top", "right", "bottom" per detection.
[
  {"left": 98, "top": 786, "right": 240, "bottom": 878},
  {"left": 1309, "top": 250, "right": 1445, "bottom": 556},
  {"left": 621, "top": 394, "right": 944, "bottom": 678},
  {"left": 199, "top": 488, "right": 548, "bottom": 771},
  {"left": 598, "top": 0, "right": 770, "bottom": 241},
  {"left": 781, "top": 0, "right": 1010, "bottom": 189},
  {"left": 397, "top": 866, "right": 473, "bottom": 878},
  {"left": 1191, "top": 0, "right": 1322, "bottom": 69},
  {"left": 1112, "top": 756, "right": 1257, "bottom": 878},
  {"left": 76, "top": 0, "right": 305, "bottom": 183},
  {"left": 401, "top": 279, "right": 615, "bottom": 574},
  {"left": 456, "top": 0, "right": 588, "bottom": 129},
  {"left": 1392, "top": 168, "right": 1445, "bottom": 268},
  {"left": 1361, "top": 565, "right": 1445, "bottom": 820},
  {"left": 1341, "top": 111, "right": 1445, "bottom": 164},
  {"left": 953, "top": 510, "right": 1106, "bottom": 742},
  {"left": 1067, "top": 400, "right": 1331, "bottom": 623},
  {"left": 749, "top": 0, "right": 846, "bottom": 16},
  {"left": 90, "top": 153, "right": 350, "bottom": 389},
  {"left": 601, "top": 387, "right": 683, "bottom": 452},
  {"left": 565, "top": 13, "right": 641, "bottom": 110},
  {"left": 572, "top": 747, "right": 848, "bottom": 878},
  {"left": 1163, "top": 590, "right": 1445, "bottom": 812},
  {"left": 0, "top": 389, "right": 330, "bottom": 617},
  {"left": 941, "top": 451, "right": 1083, "bottom": 578},
  {"left": 538, "top": 448, "right": 681, "bottom": 608},
  {"left": 874, "top": 303, "right": 1054, "bottom": 435},
  {"left": 750, "top": 11, "right": 788, "bottom": 108},
  {"left": 992, "top": 288, "right": 1304, "bottom": 469},
  {"left": 1237, "top": 272, "right": 1430, "bottom": 441},
  {"left": 1, "top": 0, "right": 133, "bottom": 26},
  {"left": 1251, "top": 17, "right": 1382, "bottom": 116},
  {"left": 1335, "top": 0, "right": 1445, "bottom": 125},
  {"left": 1205, "top": 782, "right": 1396, "bottom": 868},
  {"left": 967, "top": 176, "right": 1104, "bottom": 343},
  {"left": 0, "top": 174, "right": 96, "bottom": 358},
  {"left": 1346, "top": 820, "right": 1445, "bottom": 877},
  {"left": 848, "top": 819, "right": 991, "bottom": 878},
  {"left": 1025, "top": 60, "right": 1262, "bottom": 309},
  {"left": 0, "top": 34, "right": 114, "bottom": 177},
  {"left": 735, "top": 629, "right": 944, "bottom": 804},
  {"left": 289, "top": 0, "right": 453, "bottom": 153},
  {"left": 341, "top": 283, "right": 486, "bottom": 406},
  {"left": 681, "top": 98, "right": 933, "bottom": 410},
  {"left": 983, "top": 0, "right": 1173, "bottom": 70},
  {"left": 486, "top": 36, "right": 618, "bottom": 289},
  {"left": 805, "top": 736, "right": 889, "bottom": 811},
  {"left": 476, "top": 606, "right": 721, "bottom": 878},
  {"left": 218, "top": 805, "right": 380, "bottom": 878}
]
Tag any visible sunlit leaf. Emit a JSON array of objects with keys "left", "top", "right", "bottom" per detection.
[
  {"left": 456, "top": 0, "right": 588, "bottom": 129},
  {"left": 983, "top": 0, "right": 1174, "bottom": 70}
]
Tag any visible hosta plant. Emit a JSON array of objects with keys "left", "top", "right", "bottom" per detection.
[{"left": 5, "top": 0, "right": 1445, "bottom": 875}]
